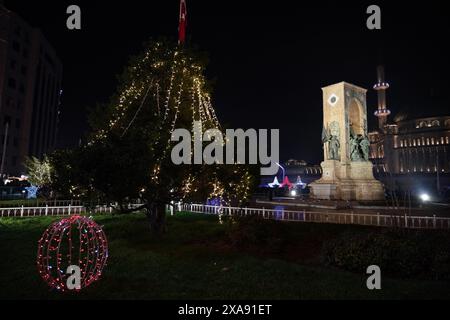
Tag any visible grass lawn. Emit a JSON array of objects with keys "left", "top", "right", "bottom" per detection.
[{"left": 0, "top": 212, "right": 449, "bottom": 300}]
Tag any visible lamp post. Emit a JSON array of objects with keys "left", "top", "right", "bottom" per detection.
[{"left": 0, "top": 121, "right": 9, "bottom": 178}]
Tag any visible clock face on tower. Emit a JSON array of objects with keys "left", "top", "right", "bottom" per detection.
[{"left": 328, "top": 93, "right": 339, "bottom": 106}]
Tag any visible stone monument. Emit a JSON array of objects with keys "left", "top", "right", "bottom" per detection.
[{"left": 310, "top": 82, "right": 385, "bottom": 201}]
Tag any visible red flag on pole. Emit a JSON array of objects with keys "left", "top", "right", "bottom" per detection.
[{"left": 178, "top": 0, "right": 187, "bottom": 45}]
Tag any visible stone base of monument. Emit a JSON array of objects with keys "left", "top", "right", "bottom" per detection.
[{"left": 310, "top": 160, "right": 385, "bottom": 201}]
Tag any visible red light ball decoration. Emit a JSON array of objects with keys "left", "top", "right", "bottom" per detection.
[{"left": 37, "top": 215, "right": 108, "bottom": 292}]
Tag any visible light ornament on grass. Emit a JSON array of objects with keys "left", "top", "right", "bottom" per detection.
[
  {"left": 37, "top": 215, "right": 108, "bottom": 292},
  {"left": 25, "top": 185, "right": 39, "bottom": 199},
  {"left": 268, "top": 177, "right": 281, "bottom": 188},
  {"left": 280, "top": 176, "right": 293, "bottom": 189}
]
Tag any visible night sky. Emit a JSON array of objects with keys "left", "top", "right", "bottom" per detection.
[{"left": 5, "top": 0, "right": 450, "bottom": 164}]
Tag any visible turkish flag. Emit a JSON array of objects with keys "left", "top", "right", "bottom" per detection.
[{"left": 179, "top": 0, "right": 187, "bottom": 45}]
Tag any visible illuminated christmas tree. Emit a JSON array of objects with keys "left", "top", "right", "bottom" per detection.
[{"left": 51, "top": 40, "right": 255, "bottom": 233}]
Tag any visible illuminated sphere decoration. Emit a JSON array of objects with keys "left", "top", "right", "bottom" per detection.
[{"left": 37, "top": 215, "right": 108, "bottom": 292}]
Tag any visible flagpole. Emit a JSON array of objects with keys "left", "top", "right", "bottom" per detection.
[{"left": 178, "top": 0, "right": 187, "bottom": 46}]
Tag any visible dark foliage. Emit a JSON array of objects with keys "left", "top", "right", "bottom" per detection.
[{"left": 321, "top": 229, "right": 450, "bottom": 280}]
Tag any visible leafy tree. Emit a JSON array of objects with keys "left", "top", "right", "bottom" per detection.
[
  {"left": 24, "top": 156, "right": 53, "bottom": 198},
  {"left": 50, "top": 39, "right": 255, "bottom": 233}
]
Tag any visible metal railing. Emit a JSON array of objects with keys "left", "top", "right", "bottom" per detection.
[
  {"left": 180, "top": 203, "right": 450, "bottom": 230},
  {"left": 2, "top": 202, "right": 449, "bottom": 230},
  {"left": 0, "top": 203, "right": 142, "bottom": 218},
  {"left": 0, "top": 199, "right": 82, "bottom": 208},
  {"left": 0, "top": 205, "right": 85, "bottom": 218}
]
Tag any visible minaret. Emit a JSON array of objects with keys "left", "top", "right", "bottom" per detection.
[{"left": 373, "top": 65, "right": 391, "bottom": 130}]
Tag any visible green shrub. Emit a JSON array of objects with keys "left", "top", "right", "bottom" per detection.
[
  {"left": 226, "top": 214, "right": 285, "bottom": 254},
  {"left": 321, "top": 229, "right": 450, "bottom": 280}
]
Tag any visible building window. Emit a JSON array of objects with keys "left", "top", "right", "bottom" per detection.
[
  {"left": 1, "top": 136, "right": 9, "bottom": 147},
  {"left": 5, "top": 97, "right": 13, "bottom": 107},
  {"left": 427, "top": 138, "right": 430, "bottom": 145},
  {"left": 3, "top": 115, "right": 11, "bottom": 126},
  {"left": 19, "top": 83, "right": 25, "bottom": 94},
  {"left": 15, "top": 119, "right": 21, "bottom": 129},
  {"left": 8, "top": 78, "right": 16, "bottom": 89},
  {"left": 21, "top": 65, "right": 27, "bottom": 76},
  {"left": 431, "top": 138, "right": 435, "bottom": 145},
  {"left": 12, "top": 41, "right": 21, "bottom": 52},
  {"left": 10, "top": 59, "right": 17, "bottom": 70},
  {"left": 446, "top": 137, "right": 449, "bottom": 144},
  {"left": 432, "top": 120, "right": 440, "bottom": 127},
  {"left": 14, "top": 25, "right": 21, "bottom": 36},
  {"left": 13, "top": 138, "right": 18, "bottom": 148},
  {"left": 441, "top": 137, "right": 445, "bottom": 144},
  {"left": 417, "top": 139, "right": 421, "bottom": 146}
]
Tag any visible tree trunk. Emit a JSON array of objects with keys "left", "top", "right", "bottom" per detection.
[{"left": 145, "top": 203, "right": 167, "bottom": 234}]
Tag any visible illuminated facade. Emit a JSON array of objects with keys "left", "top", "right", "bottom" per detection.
[
  {"left": 369, "top": 66, "right": 450, "bottom": 175},
  {"left": 370, "top": 116, "right": 450, "bottom": 174}
]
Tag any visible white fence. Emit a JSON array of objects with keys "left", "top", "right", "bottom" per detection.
[
  {"left": 0, "top": 205, "right": 115, "bottom": 218},
  {"left": 2, "top": 202, "right": 449, "bottom": 230},
  {"left": 181, "top": 203, "right": 450, "bottom": 230},
  {"left": 0, "top": 200, "right": 82, "bottom": 208},
  {"left": 0, "top": 203, "right": 143, "bottom": 218}
]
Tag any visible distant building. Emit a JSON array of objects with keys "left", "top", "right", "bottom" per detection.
[
  {"left": 368, "top": 66, "right": 450, "bottom": 196},
  {"left": 0, "top": 5, "right": 62, "bottom": 176},
  {"left": 370, "top": 116, "right": 450, "bottom": 174}
]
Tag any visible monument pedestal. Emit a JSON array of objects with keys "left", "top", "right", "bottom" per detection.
[
  {"left": 310, "top": 160, "right": 384, "bottom": 201},
  {"left": 310, "top": 82, "right": 385, "bottom": 201}
]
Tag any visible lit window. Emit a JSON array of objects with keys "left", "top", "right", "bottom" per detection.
[
  {"left": 441, "top": 137, "right": 445, "bottom": 144},
  {"left": 446, "top": 137, "right": 449, "bottom": 144},
  {"left": 432, "top": 120, "right": 440, "bottom": 127},
  {"left": 427, "top": 138, "right": 430, "bottom": 145},
  {"left": 431, "top": 138, "right": 435, "bottom": 145}
]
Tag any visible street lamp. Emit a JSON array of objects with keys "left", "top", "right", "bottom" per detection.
[{"left": 420, "top": 193, "right": 430, "bottom": 202}]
